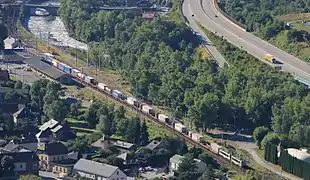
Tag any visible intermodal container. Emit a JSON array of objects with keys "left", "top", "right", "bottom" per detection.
[
  {"left": 174, "top": 123, "right": 186, "bottom": 133},
  {"left": 191, "top": 132, "right": 203, "bottom": 143},
  {"left": 105, "top": 86, "right": 111, "bottom": 93},
  {"left": 112, "top": 90, "right": 123, "bottom": 99},
  {"left": 158, "top": 114, "right": 169, "bottom": 123},
  {"left": 63, "top": 64, "right": 72, "bottom": 74},
  {"left": 51, "top": 59, "right": 59, "bottom": 67},
  {"left": 72, "top": 69, "right": 80, "bottom": 76},
  {"left": 85, "top": 76, "right": 95, "bottom": 84},
  {"left": 97, "top": 83, "right": 107, "bottom": 91},
  {"left": 210, "top": 143, "right": 222, "bottom": 154},
  {"left": 43, "top": 52, "right": 54, "bottom": 63},
  {"left": 142, "top": 104, "right": 153, "bottom": 114},
  {"left": 126, "top": 97, "right": 137, "bottom": 106},
  {"left": 77, "top": 72, "right": 85, "bottom": 79}
]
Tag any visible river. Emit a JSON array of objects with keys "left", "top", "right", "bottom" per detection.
[{"left": 24, "top": 0, "right": 88, "bottom": 51}]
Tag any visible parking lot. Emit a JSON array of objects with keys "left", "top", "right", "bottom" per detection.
[{"left": 0, "top": 62, "right": 41, "bottom": 84}]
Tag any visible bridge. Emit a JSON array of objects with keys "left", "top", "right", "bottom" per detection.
[{"left": 1, "top": 3, "right": 169, "bottom": 16}]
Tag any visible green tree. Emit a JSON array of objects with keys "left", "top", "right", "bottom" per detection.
[
  {"left": 19, "top": 175, "right": 42, "bottom": 180},
  {"left": 198, "top": 165, "right": 216, "bottom": 180},
  {"left": 261, "top": 133, "right": 280, "bottom": 148},
  {"left": 253, "top": 126, "right": 269, "bottom": 148},
  {"left": 176, "top": 154, "right": 199, "bottom": 180},
  {"left": 0, "top": 155, "right": 14, "bottom": 176},
  {"left": 140, "top": 120, "right": 149, "bottom": 146},
  {"left": 134, "top": 117, "right": 141, "bottom": 145}
]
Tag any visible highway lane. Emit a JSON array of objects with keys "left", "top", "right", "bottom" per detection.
[
  {"left": 182, "top": 1, "right": 227, "bottom": 67},
  {"left": 184, "top": 0, "right": 310, "bottom": 82}
]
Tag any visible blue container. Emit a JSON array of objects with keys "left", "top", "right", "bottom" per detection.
[
  {"left": 112, "top": 90, "right": 122, "bottom": 99},
  {"left": 45, "top": 57, "right": 52, "bottom": 63}
]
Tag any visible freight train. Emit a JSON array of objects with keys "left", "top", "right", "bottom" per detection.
[{"left": 40, "top": 52, "right": 246, "bottom": 168}]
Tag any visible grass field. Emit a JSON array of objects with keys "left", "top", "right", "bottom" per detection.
[{"left": 278, "top": 13, "right": 310, "bottom": 22}]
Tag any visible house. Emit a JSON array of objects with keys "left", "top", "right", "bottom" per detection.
[
  {"left": 0, "top": 141, "right": 37, "bottom": 153},
  {"left": 169, "top": 154, "right": 207, "bottom": 174},
  {"left": 4, "top": 36, "right": 20, "bottom": 50},
  {"left": 91, "top": 135, "right": 135, "bottom": 152},
  {"left": 12, "top": 106, "right": 36, "bottom": 127},
  {"left": 36, "top": 119, "right": 75, "bottom": 142},
  {"left": 146, "top": 140, "right": 165, "bottom": 151},
  {"left": 50, "top": 159, "right": 76, "bottom": 176},
  {"left": 73, "top": 158, "right": 127, "bottom": 180},
  {"left": 0, "top": 151, "right": 39, "bottom": 175},
  {"left": 36, "top": 141, "right": 69, "bottom": 171}
]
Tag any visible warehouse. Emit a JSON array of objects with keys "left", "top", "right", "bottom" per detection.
[{"left": 23, "top": 57, "right": 73, "bottom": 85}]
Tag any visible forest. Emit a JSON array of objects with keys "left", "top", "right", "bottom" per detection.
[{"left": 58, "top": 0, "right": 310, "bottom": 147}]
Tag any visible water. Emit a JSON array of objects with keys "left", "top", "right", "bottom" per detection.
[
  {"left": 25, "top": 0, "right": 88, "bottom": 51},
  {"left": 26, "top": 16, "right": 88, "bottom": 50}
]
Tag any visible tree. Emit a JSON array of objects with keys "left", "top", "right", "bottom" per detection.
[
  {"left": 140, "top": 120, "right": 149, "bottom": 146},
  {"left": 176, "top": 154, "right": 199, "bottom": 180},
  {"left": 261, "top": 133, "right": 280, "bottom": 149},
  {"left": 253, "top": 126, "right": 269, "bottom": 149},
  {"left": 0, "top": 155, "right": 14, "bottom": 176},
  {"left": 134, "top": 117, "right": 141, "bottom": 145},
  {"left": 19, "top": 175, "right": 42, "bottom": 180},
  {"left": 198, "top": 165, "right": 216, "bottom": 180},
  {"left": 14, "top": 80, "right": 23, "bottom": 89},
  {"left": 44, "top": 100, "right": 67, "bottom": 121}
]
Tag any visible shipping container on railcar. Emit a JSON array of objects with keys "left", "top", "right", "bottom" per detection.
[
  {"left": 42, "top": 52, "right": 54, "bottom": 63},
  {"left": 141, "top": 104, "right": 155, "bottom": 116},
  {"left": 127, "top": 97, "right": 139, "bottom": 107},
  {"left": 210, "top": 143, "right": 222, "bottom": 154},
  {"left": 58, "top": 62, "right": 72, "bottom": 74},
  {"left": 105, "top": 86, "right": 112, "bottom": 93},
  {"left": 219, "top": 149, "right": 231, "bottom": 160},
  {"left": 174, "top": 122, "right": 186, "bottom": 133},
  {"left": 157, "top": 114, "right": 169, "bottom": 123},
  {"left": 72, "top": 69, "right": 80, "bottom": 77},
  {"left": 112, "top": 90, "right": 123, "bottom": 99},
  {"left": 97, "top": 83, "right": 107, "bottom": 91},
  {"left": 84, "top": 76, "right": 95, "bottom": 84},
  {"left": 77, "top": 72, "right": 85, "bottom": 80},
  {"left": 191, "top": 132, "right": 204, "bottom": 143},
  {"left": 51, "top": 59, "right": 59, "bottom": 68}
]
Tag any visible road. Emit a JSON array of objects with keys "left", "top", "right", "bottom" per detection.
[
  {"left": 183, "top": 0, "right": 310, "bottom": 82},
  {"left": 182, "top": 1, "right": 227, "bottom": 67}
]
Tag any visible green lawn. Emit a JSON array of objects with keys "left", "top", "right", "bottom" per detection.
[{"left": 290, "top": 20, "right": 310, "bottom": 33}]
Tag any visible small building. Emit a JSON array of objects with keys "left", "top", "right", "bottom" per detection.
[
  {"left": 4, "top": 36, "right": 20, "bottom": 50},
  {"left": 146, "top": 140, "right": 165, "bottom": 151},
  {"left": 36, "top": 141, "right": 69, "bottom": 171},
  {"left": 73, "top": 158, "right": 127, "bottom": 180},
  {"left": 91, "top": 135, "right": 135, "bottom": 152},
  {"left": 287, "top": 148, "right": 310, "bottom": 164},
  {"left": 169, "top": 154, "right": 207, "bottom": 174},
  {"left": 12, "top": 106, "right": 36, "bottom": 127},
  {"left": 36, "top": 119, "right": 74, "bottom": 142},
  {"left": 0, "top": 151, "right": 39, "bottom": 175},
  {"left": 142, "top": 12, "right": 156, "bottom": 19}
]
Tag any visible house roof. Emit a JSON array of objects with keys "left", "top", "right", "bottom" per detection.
[
  {"left": 36, "top": 128, "right": 53, "bottom": 138},
  {"left": 117, "top": 153, "right": 128, "bottom": 161},
  {"left": 37, "top": 141, "right": 68, "bottom": 155},
  {"left": 170, "top": 154, "right": 205, "bottom": 166},
  {"left": 13, "top": 106, "right": 30, "bottom": 118},
  {"left": 113, "top": 140, "right": 134, "bottom": 150},
  {"left": 40, "top": 119, "right": 59, "bottom": 131},
  {"left": 2, "top": 143, "right": 20, "bottom": 152},
  {"left": 51, "top": 124, "right": 63, "bottom": 133},
  {"left": 0, "top": 151, "right": 39, "bottom": 163},
  {"left": 73, "top": 159, "right": 119, "bottom": 178},
  {"left": 146, "top": 140, "right": 163, "bottom": 151},
  {"left": 23, "top": 57, "right": 67, "bottom": 79}
]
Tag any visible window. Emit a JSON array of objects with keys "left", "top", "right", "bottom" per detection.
[
  {"left": 53, "top": 157, "right": 56, "bottom": 161},
  {"left": 56, "top": 167, "right": 58, "bottom": 171},
  {"left": 117, "top": 171, "right": 119, "bottom": 175},
  {"left": 20, "top": 164, "right": 23, "bottom": 168},
  {"left": 45, "top": 157, "right": 47, "bottom": 161}
]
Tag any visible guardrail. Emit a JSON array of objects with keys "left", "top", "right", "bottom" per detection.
[
  {"left": 213, "top": 0, "right": 246, "bottom": 29},
  {"left": 179, "top": 0, "right": 189, "bottom": 24}
]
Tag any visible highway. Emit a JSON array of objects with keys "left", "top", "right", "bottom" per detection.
[
  {"left": 182, "top": 0, "right": 310, "bottom": 82},
  {"left": 181, "top": 1, "right": 227, "bottom": 67}
]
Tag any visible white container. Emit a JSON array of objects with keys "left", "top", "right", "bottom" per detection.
[
  {"left": 72, "top": 69, "right": 80, "bottom": 75},
  {"left": 105, "top": 86, "right": 111, "bottom": 93},
  {"left": 97, "top": 83, "right": 107, "bottom": 91},
  {"left": 142, "top": 105, "right": 152, "bottom": 114},
  {"left": 210, "top": 143, "right": 222, "bottom": 154},
  {"left": 77, "top": 73, "right": 85, "bottom": 79},
  {"left": 174, "top": 123, "right": 186, "bottom": 133},
  {"left": 127, "top": 97, "right": 137, "bottom": 105},
  {"left": 191, "top": 132, "right": 203, "bottom": 142},
  {"left": 158, "top": 114, "right": 169, "bottom": 123}
]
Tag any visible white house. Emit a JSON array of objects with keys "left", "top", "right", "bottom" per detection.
[
  {"left": 73, "top": 159, "right": 127, "bottom": 180},
  {"left": 169, "top": 154, "right": 207, "bottom": 174}
]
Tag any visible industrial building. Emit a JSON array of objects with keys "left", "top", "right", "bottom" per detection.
[{"left": 23, "top": 57, "right": 73, "bottom": 85}]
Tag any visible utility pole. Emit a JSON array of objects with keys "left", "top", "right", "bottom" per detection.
[
  {"left": 75, "top": 46, "right": 78, "bottom": 68},
  {"left": 87, "top": 51, "right": 89, "bottom": 66}
]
